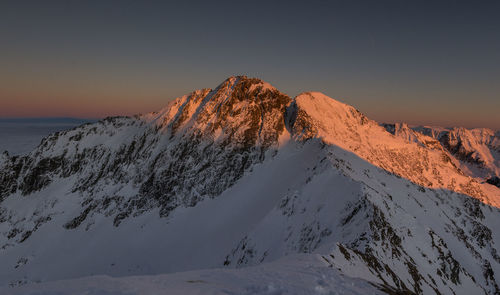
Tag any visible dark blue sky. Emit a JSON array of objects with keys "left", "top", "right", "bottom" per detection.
[{"left": 1, "top": 0, "right": 499, "bottom": 128}]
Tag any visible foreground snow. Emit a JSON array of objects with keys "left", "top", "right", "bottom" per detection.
[{"left": 0, "top": 255, "right": 384, "bottom": 295}]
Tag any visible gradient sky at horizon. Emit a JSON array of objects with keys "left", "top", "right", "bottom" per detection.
[{"left": 0, "top": 0, "right": 499, "bottom": 129}]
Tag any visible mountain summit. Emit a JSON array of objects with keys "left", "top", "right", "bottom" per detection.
[{"left": 1, "top": 77, "right": 499, "bottom": 294}]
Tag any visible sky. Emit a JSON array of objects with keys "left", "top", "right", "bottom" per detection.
[{"left": 0, "top": 0, "right": 499, "bottom": 129}]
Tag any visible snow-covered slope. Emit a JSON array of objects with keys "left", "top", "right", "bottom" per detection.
[
  {"left": 0, "top": 255, "right": 385, "bottom": 295},
  {"left": 382, "top": 123, "right": 500, "bottom": 184},
  {"left": 0, "top": 77, "right": 499, "bottom": 294},
  {"left": 292, "top": 93, "right": 498, "bottom": 206}
]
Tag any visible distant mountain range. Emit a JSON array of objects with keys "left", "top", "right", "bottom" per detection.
[
  {"left": 0, "top": 77, "right": 499, "bottom": 294},
  {"left": 0, "top": 118, "right": 95, "bottom": 124},
  {"left": 0, "top": 118, "right": 96, "bottom": 156},
  {"left": 382, "top": 123, "right": 500, "bottom": 184}
]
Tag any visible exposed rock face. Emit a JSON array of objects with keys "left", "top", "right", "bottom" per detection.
[
  {"left": 0, "top": 77, "right": 499, "bottom": 294},
  {"left": 487, "top": 176, "right": 500, "bottom": 188}
]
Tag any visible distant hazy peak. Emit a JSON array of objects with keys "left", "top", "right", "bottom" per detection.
[{"left": 385, "top": 123, "right": 500, "bottom": 179}]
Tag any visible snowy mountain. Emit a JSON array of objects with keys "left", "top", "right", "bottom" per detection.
[
  {"left": 0, "top": 76, "right": 499, "bottom": 294},
  {"left": 383, "top": 123, "right": 500, "bottom": 181}
]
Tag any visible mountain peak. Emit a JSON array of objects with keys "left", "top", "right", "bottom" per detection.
[
  {"left": 216, "top": 75, "right": 278, "bottom": 94},
  {"left": 142, "top": 76, "right": 291, "bottom": 152},
  {"left": 295, "top": 92, "right": 364, "bottom": 121},
  {"left": 288, "top": 91, "right": 371, "bottom": 142}
]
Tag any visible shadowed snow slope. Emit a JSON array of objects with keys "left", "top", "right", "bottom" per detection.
[
  {"left": 0, "top": 76, "right": 499, "bottom": 294},
  {"left": 0, "top": 255, "right": 385, "bottom": 295}
]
